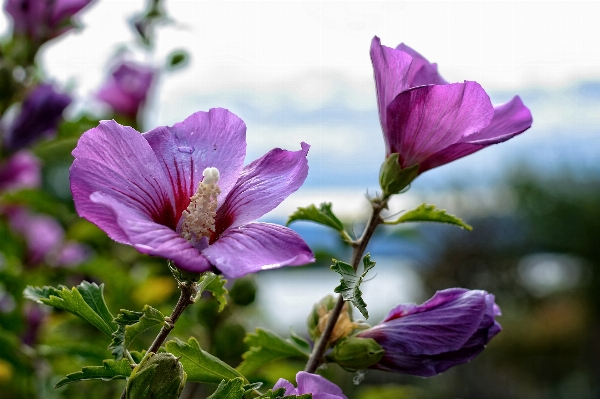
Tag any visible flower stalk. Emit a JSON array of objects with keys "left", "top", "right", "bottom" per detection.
[
  {"left": 304, "top": 195, "right": 388, "bottom": 373},
  {"left": 119, "top": 278, "right": 197, "bottom": 399}
]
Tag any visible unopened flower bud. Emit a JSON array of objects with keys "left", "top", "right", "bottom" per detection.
[
  {"left": 126, "top": 352, "right": 187, "bottom": 399},
  {"left": 379, "top": 153, "right": 419, "bottom": 197},
  {"left": 329, "top": 336, "right": 384, "bottom": 371}
]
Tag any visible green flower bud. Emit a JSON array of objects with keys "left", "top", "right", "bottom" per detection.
[
  {"left": 379, "top": 153, "right": 419, "bottom": 196},
  {"left": 229, "top": 276, "right": 257, "bottom": 306},
  {"left": 329, "top": 336, "right": 384, "bottom": 371},
  {"left": 126, "top": 352, "right": 187, "bottom": 399}
]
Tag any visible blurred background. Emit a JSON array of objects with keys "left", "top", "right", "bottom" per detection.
[{"left": 1, "top": 1, "right": 599, "bottom": 398}]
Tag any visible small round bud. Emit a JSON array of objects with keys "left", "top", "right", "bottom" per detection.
[
  {"left": 329, "top": 336, "right": 384, "bottom": 371},
  {"left": 126, "top": 352, "right": 187, "bottom": 399}
]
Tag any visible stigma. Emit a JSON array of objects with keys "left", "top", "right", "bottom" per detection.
[{"left": 179, "top": 167, "right": 221, "bottom": 248}]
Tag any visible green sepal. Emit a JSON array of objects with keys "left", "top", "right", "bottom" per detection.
[
  {"left": 385, "top": 203, "right": 472, "bottom": 230},
  {"left": 331, "top": 254, "right": 376, "bottom": 319},
  {"left": 126, "top": 352, "right": 187, "bottom": 399},
  {"left": 55, "top": 359, "right": 132, "bottom": 388},
  {"left": 197, "top": 272, "right": 228, "bottom": 312},
  {"left": 109, "top": 305, "right": 168, "bottom": 360},
  {"left": 257, "top": 387, "right": 312, "bottom": 399},
  {"left": 24, "top": 281, "right": 116, "bottom": 336},
  {"left": 237, "top": 328, "right": 310, "bottom": 376},
  {"left": 165, "top": 337, "right": 245, "bottom": 384},
  {"left": 379, "top": 154, "right": 419, "bottom": 196},
  {"left": 329, "top": 336, "right": 384, "bottom": 370},
  {"left": 287, "top": 203, "right": 351, "bottom": 242}
]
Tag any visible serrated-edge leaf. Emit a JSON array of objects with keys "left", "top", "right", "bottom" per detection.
[
  {"left": 23, "top": 282, "right": 116, "bottom": 336},
  {"left": 386, "top": 203, "right": 472, "bottom": 230},
  {"left": 243, "top": 382, "right": 263, "bottom": 394},
  {"left": 198, "top": 273, "right": 228, "bottom": 312},
  {"left": 166, "top": 337, "right": 245, "bottom": 384},
  {"left": 287, "top": 202, "right": 344, "bottom": 232},
  {"left": 288, "top": 330, "right": 311, "bottom": 354},
  {"left": 207, "top": 377, "right": 245, "bottom": 399},
  {"left": 331, "top": 254, "right": 376, "bottom": 319},
  {"left": 109, "top": 306, "right": 166, "bottom": 360},
  {"left": 55, "top": 359, "right": 132, "bottom": 388},
  {"left": 236, "top": 328, "right": 309, "bottom": 376}
]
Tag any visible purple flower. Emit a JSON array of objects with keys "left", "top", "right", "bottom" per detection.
[
  {"left": 4, "top": 83, "right": 71, "bottom": 151},
  {"left": 97, "top": 61, "right": 155, "bottom": 119},
  {"left": 0, "top": 150, "right": 40, "bottom": 192},
  {"left": 5, "top": 0, "right": 94, "bottom": 42},
  {"left": 4, "top": 206, "right": 89, "bottom": 266},
  {"left": 371, "top": 36, "right": 532, "bottom": 176},
  {"left": 273, "top": 372, "right": 347, "bottom": 399},
  {"left": 70, "top": 108, "right": 314, "bottom": 278},
  {"left": 357, "top": 288, "right": 501, "bottom": 377}
]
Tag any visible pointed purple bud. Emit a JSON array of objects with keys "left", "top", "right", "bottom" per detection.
[
  {"left": 4, "top": 83, "right": 71, "bottom": 151},
  {"left": 357, "top": 288, "right": 501, "bottom": 377},
  {"left": 0, "top": 151, "right": 41, "bottom": 191}
]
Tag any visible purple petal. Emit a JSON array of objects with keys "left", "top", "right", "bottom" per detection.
[
  {"left": 370, "top": 36, "right": 413, "bottom": 151},
  {"left": 359, "top": 289, "right": 487, "bottom": 356},
  {"left": 296, "top": 372, "right": 348, "bottom": 399},
  {"left": 51, "top": 0, "right": 93, "bottom": 27},
  {"left": 419, "top": 96, "right": 532, "bottom": 172},
  {"left": 215, "top": 143, "right": 309, "bottom": 233},
  {"left": 70, "top": 120, "right": 177, "bottom": 243},
  {"left": 97, "top": 61, "right": 155, "bottom": 118},
  {"left": 91, "top": 192, "right": 211, "bottom": 273},
  {"left": 6, "top": 207, "right": 64, "bottom": 264},
  {"left": 202, "top": 222, "right": 314, "bottom": 278},
  {"left": 0, "top": 151, "right": 41, "bottom": 191},
  {"left": 5, "top": 84, "right": 71, "bottom": 151},
  {"left": 385, "top": 82, "right": 494, "bottom": 168},
  {"left": 273, "top": 379, "right": 297, "bottom": 395},
  {"left": 143, "top": 108, "right": 247, "bottom": 220},
  {"left": 395, "top": 43, "right": 448, "bottom": 87}
]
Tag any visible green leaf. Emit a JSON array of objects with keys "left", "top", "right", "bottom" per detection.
[
  {"left": 167, "top": 50, "right": 189, "bottom": 69},
  {"left": 55, "top": 359, "right": 132, "bottom": 388},
  {"left": 198, "top": 272, "right": 228, "bottom": 312},
  {"left": 243, "top": 382, "right": 263, "bottom": 394},
  {"left": 331, "top": 254, "right": 376, "bottom": 319},
  {"left": 24, "top": 281, "right": 116, "bottom": 336},
  {"left": 109, "top": 306, "right": 168, "bottom": 360},
  {"left": 385, "top": 203, "right": 472, "bottom": 230},
  {"left": 165, "top": 337, "right": 245, "bottom": 384},
  {"left": 237, "top": 328, "right": 309, "bottom": 376},
  {"left": 206, "top": 377, "right": 245, "bottom": 399},
  {"left": 287, "top": 203, "right": 344, "bottom": 232},
  {"left": 288, "top": 330, "right": 311, "bottom": 354}
]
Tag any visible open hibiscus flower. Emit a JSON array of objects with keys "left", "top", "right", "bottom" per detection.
[
  {"left": 70, "top": 108, "right": 314, "bottom": 278},
  {"left": 371, "top": 36, "right": 532, "bottom": 192}
]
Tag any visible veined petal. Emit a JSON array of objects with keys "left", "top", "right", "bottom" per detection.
[
  {"left": 272, "top": 379, "right": 296, "bottom": 395},
  {"left": 419, "top": 96, "right": 532, "bottom": 172},
  {"left": 395, "top": 43, "right": 448, "bottom": 87},
  {"left": 70, "top": 120, "right": 177, "bottom": 242},
  {"left": 202, "top": 222, "right": 314, "bottom": 278},
  {"left": 370, "top": 36, "right": 413, "bottom": 150},
  {"left": 143, "top": 108, "right": 246, "bottom": 219},
  {"left": 214, "top": 142, "right": 309, "bottom": 233},
  {"left": 296, "top": 372, "right": 348, "bottom": 399},
  {"left": 359, "top": 289, "right": 487, "bottom": 356},
  {"left": 91, "top": 192, "right": 211, "bottom": 273},
  {"left": 386, "top": 82, "right": 494, "bottom": 168}
]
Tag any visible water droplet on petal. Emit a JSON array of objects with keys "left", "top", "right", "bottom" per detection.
[{"left": 177, "top": 146, "right": 194, "bottom": 154}]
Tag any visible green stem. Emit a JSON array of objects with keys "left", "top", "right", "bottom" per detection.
[
  {"left": 304, "top": 196, "right": 388, "bottom": 373},
  {"left": 119, "top": 280, "right": 197, "bottom": 399}
]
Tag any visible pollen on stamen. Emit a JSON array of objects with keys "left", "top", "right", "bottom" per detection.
[{"left": 179, "top": 167, "right": 221, "bottom": 247}]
